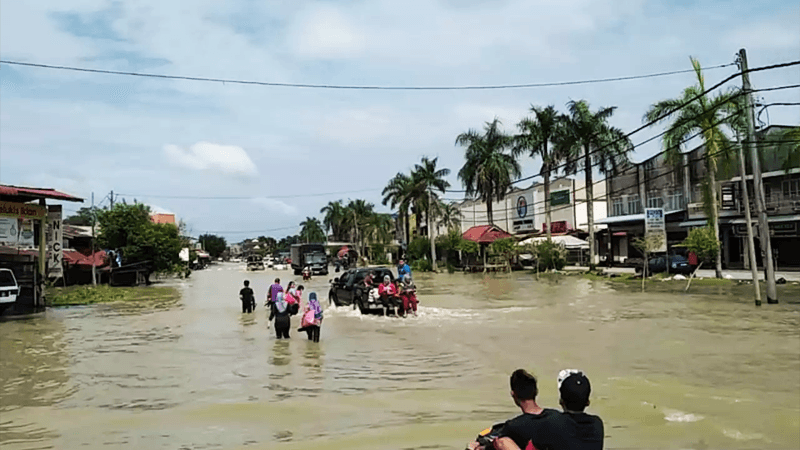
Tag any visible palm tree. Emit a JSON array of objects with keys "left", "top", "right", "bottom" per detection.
[
  {"left": 559, "top": 100, "right": 633, "bottom": 270},
  {"left": 411, "top": 157, "right": 451, "bottom": 271},
  {"left": 514, "top": 105, "right": 565, "bottom": 238},
  {"left": 299, "top": 217, "right": 326, "bottom": 243},
  {"left": 437, "top": 200, "right": 462, "bottom": 232},
  {"left": 343, "top": 199, "right": 376, "bottom": 258},
  {"left": 382, "top": 173, "right": 415, "bottom": 245},
  {"left": 456, "top": 118, "right": 521, "bottom": 226},
  {"left": 320, "top": 200, "right": 346, "bottom": 241},
  {"left": 644, "top": 58, "right": 738, "bottom": 278}
]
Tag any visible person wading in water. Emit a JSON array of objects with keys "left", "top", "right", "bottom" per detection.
[
  {"left": 269, "top": 292, "right": 293, "bottom": 339},
  {"left": 239, "top": 280, "right": 255, "bottom": 314}
]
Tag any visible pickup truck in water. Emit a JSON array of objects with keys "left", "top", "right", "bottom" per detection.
[
  {"left": 328, "top": 267, "right": 398, "bottom": 315},
  {"left": 290, "top": 243, "right": 328, "bottom": 276}
]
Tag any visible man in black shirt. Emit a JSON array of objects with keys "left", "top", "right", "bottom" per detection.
[
  {"left": 556, "top": 369, "right": 604, "bottom": 450},
  {"left": 239, "top": 280, "right": 255, "bottom": 313},
  {"left": 468, "top": 369, "right": 568, "bottom": 450}
]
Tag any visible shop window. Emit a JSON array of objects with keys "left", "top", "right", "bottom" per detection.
[
  {"left": 612, "top": 197, "right": 625, "bottom": 216},
  {"left": 627, "top": 194, "right": 642, "bottom": 215}
]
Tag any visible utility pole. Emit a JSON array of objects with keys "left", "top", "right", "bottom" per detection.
[
  {"left": 428, "top": 189, "right": 438, "bottom": 272},
  {"left": 91, "top": 192, "right": 97, "bottom": 286},
  {"left": 109, "top": 190, "right": 114, "bottom": 208},
  {"left": 736, "top": 132, "right": 762, "bottom": 306},
  {"left": 739, "top": 48, "right": 778, "bottom": 303}
]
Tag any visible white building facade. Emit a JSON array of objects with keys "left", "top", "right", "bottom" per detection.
[{"left": 456, "top": 177, "right": 607, "bottom": 236}]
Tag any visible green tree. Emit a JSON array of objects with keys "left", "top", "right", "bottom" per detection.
[
  {"left": 514, "top": 105, "right": 566, "bottom": 238},
  {"left": 198, "top": 234, "right": 227, "bottom": 259},
  {"left": 559, "top": 100, "right": 633, "bottom": 270},
  {"left": 342, "top": 199, "right": 376, "bottom": 257},
  {"left": 320, "top": 200, "right": 347, "bottom": 241},
  {"left": 632, "top": 233, "right": 666, "bottom": 292},
  {"left": 489, "top": 237, "right": 517, "bottom": 270},
  {"left": 677, "top": 225, "right": 720, "bottom": 291},
  {"left": 437, "top": 200, "right": 462, "bottom": 232},
  {"left": 456, "top": 118, "right": 520, "bottom": 226},
  {"left": 644, "top": 58, "right": 738, "bottom": 279},
  {"left": 382, "top": 173, "right": 415, "bottom": 244},
  {"left": 63, "top": 207, "right": 96, "bottom": 226},
  {"left": 411, "top": 157, "right": 451, "bottom": 271},
  {"left": 299, "top": 217, "right": 326, "bottom": 243},
  {"left": 96, "top": 204, "right": 182, "bottom": 272}
]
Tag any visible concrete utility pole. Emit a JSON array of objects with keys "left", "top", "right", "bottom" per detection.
[
  {"left": 91, "top": 192, "right": 97, "bottom": 286},
  {"left": 109, "top": 190, "right": 114, "bottom": 208},
  {"left": 739, "top": 48, "right": 778, "bottom": 303},
  {"left": 736, "top": 132, "right": 762, "bottom": 306}
]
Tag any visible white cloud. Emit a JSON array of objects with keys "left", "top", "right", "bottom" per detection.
[
  {"left": 163, "top": 142, "right": 258, "bottom": 177},
  {"left": 250, "top": 197, "right": 298, "bottom": 216},
  {"left": 288, "top": 5, "right": 366, "bottom": 59}
]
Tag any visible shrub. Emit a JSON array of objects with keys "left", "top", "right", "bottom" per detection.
[
  {"left": 411, "top": 259, "right": 433, "bottom": 272},
  {"left": 528, "top": 239, "right": 566, "bottom": 271},
  {"left": 407, "top": 237, "right": 431, "bottom": 261}
]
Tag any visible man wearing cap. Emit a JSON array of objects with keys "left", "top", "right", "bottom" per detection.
[{"left": 556, "top": 369, "right": 604, "bottom": 450}]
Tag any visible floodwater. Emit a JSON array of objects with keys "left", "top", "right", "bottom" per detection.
[{"left": 1, "top": 264, "right": 799, "bottom": 449}]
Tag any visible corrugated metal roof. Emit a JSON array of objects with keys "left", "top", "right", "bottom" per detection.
[{"left": 0, "top": 185, "right": 83, "bottom": 202}]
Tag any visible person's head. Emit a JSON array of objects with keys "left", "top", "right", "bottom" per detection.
[
  {"left": 274, "top": 278, "right": 280, "bottom": 284},
  {"left": 558, "top": 369, "right": 591, "bottom": 412},
  {"left": 403, "top": 274, "right": 411, "bottom": 283},
  {"left": 383, "top": 275, "right": 391, "bottom": 285},
  {"left": 276, "top": 292, "right": 285, "bottom": 303},
  {"left": 287, "top": 281, "right": 296, "bottom": 289},
  {"left": 309, "top": 292, "right": 318, "bottom": 303},
  {"left": 297, "top": 284, "right": 305, "bottom": 293},
  {"left": 399, "top": 259, "right": 405, "bottom": 265},
  {"left": 244, "top": 280, "right": 250, "bottom": 287},
  {"left": 510, "top": 369, "right": 539, "bottom": 406}
]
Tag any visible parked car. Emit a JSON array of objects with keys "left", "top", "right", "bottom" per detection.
[
  {"left": 329, "top": 267, "right": 397, "bottom": 315},
  {"left": 635, "top": 254, "right": 693, "bottom": 276},
  {"left": 0, "top": 268, "right": 19, "bottom": 310}
]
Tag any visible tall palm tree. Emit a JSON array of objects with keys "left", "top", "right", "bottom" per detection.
[
  {"left": 382, "top": 173, "right": 415, "bottom": 245},
  {"left": 299, "top": 217, "right": 326, "bottom": 243},
  {"left": 437, "top": 200, "right": 462, "bottom": 232},
  {"left": 456, "top": 118, "right": 521, "bottom": 226},
  {"left": 514, "top": 105, "right": 565, "bottom": 239},
  {"left": 559, "top": 100, "right": 633, "bottom": 270},
  {"left": 644, "top": 58, "right": 738, "bottom": 278},
  {"left": 411, "top": 157, "right": 451, "bottom": 271},
  {"left": 320, "top": 200, "right": 346, "bottom": 241},
  {"left": 343, "top": 199, "right": 376, "bottom": 257}
]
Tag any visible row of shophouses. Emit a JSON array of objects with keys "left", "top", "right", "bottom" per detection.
[{"left": 408, "top": 125, "right": 799, "bottom": 269}]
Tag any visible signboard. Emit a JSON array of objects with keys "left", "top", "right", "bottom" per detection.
[
  {"left": 734, "top": 222, "right": 797, "bottom": 237},
  {"left": 550, "top": 190, "right": 570, "bottom": 207},
  {"left": 644, "top": 208, "right": 667, "bottom": 252},
  {"left": 516, "top": 196, "right": 528, "bottom": 218},
  {"left": 46, "top": 206, "right": 63, "bottom": 278},
  {"left": 18, "top": 219, "right": 35, "bottom": 248},
  {"left": 721, "top": 185, "right": 736, "bottom": 210},
  {"left": 0, "top": 217, "right": 19, "bottom": 245},
  {"left": 541, "top": 220, "right": 569, "bottom": 234},
  {"left": 0, "top": 201, "right": 47, "bottom": 219}
]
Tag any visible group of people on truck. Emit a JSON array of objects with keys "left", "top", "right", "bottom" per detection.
[{"left": 362, "top": 262, "right": 418, "bottom": 316}]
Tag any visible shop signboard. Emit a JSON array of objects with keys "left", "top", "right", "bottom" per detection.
[
  {"left": 550, "top": 190, "right": 570, "bottom": 206},
  {"left": 644, "top": 208, "right": 667, "bottom": 252},
  {"left": 46, "top": 206, "right": 63, "bottom": 278}
]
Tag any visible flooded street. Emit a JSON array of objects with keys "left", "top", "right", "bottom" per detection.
[{"left": 1, "top": 264, "right": 799, "bottom": 449}]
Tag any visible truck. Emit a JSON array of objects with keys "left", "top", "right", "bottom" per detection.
[{"left": 290, "top": 243, "right": 328, "bottom": 276}]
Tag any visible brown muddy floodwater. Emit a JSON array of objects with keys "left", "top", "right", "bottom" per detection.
[{"left": 1, "top": 264, "right": 799, "bottom": 449}]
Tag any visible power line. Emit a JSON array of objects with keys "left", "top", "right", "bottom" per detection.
[
  {"left": 0, "top": 59, "right": 737, "bottom": 91},
  {"left": 116, "top": 188, "right": 378, "bottom": 200}
]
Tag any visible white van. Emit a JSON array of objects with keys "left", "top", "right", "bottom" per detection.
[{"left": 0, "top": 268, "right": 19, "bottom": 305}]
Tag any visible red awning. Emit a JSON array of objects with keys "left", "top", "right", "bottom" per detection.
[
  {"left": 63, "top": 250, "right": 107, "bottom": 267},
  {"left": 613, "top": 231, "right": 627, "bottom": 236},
  {"left": 0, "top": 185, "right": 84, "bottom": 202},
  {"left": 462, "top": 225, "right": 514, "bottom": 244}
]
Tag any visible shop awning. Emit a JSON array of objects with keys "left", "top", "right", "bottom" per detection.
[
  {"left": 728, "top": 215, "right": 800, "bottom": 224},
  {"left": 678, "top": 219, "right": 708, "bottom": 228},
  {"left": 0, "top": 185, "right": 83, "bottom": 203},
  {"left": 518, "top": 235, "right": 589, "bottom": 249}
]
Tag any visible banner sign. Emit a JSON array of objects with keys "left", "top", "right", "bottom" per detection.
[
  {"left": 18, "top": 219, "right": 35, "bottom": 247},
  {"left": 550, "top": 190, "right": 570, "bottom": 207},
  {"left": 0, "top": 201, "right": 47, "bottom": 219},
  {"left": 46, "top": 206, "right": 63, "bottom": 278},
  {"left": 644, "top": 208, "right": 667, "bottom": 252},
  {"left": 0, "top": 217, "right": 19, "bottom": 245}
]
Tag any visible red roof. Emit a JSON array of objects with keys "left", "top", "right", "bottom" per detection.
[
  {"left": 63, "top": 250, "right": 107, "bottom": 267},
  {"left": 462, "top": 225, "right": 514, "bottom": 244},
  {"left": 0, "top": 185, "right": 83, "bottom": 202}
]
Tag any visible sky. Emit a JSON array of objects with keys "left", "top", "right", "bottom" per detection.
[{"left": 1, "top": 0, "right": 798, "bottom": 243}]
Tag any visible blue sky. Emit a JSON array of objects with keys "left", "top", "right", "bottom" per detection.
[{"left": 2, "top": 0, "right": 798, "bottom": 242}]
